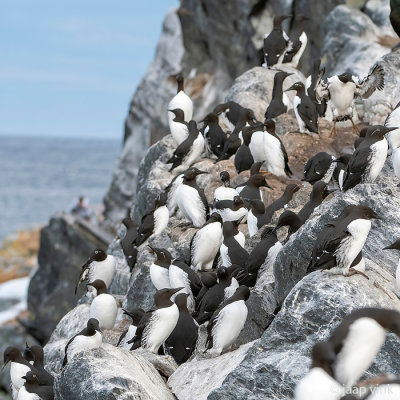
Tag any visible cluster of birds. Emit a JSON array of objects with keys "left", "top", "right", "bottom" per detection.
[{"left": 4, "top": 12, "right": 400, "bottom": 400}]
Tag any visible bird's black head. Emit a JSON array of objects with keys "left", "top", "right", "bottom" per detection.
[
  {"left": 249, "top": 199, "right": 265, "bottom": 214},
  {"left": 203, "top": 112, "right": 219, "bottom": 124},
  {"left": 249, "top": 174, "right": 272, "bottom": 189},
  {"left": 337, "top": 72, "right": 354, "bottom": 84},
  {"left": 274, "top": 210, "right": 301, "bottom": 232},
  {"left": 264, "top": 119, "right": 276, "bottom": 133},
  {"left": 87, "top": 279, "right": 108, "bottom": 295},
  {"left": 24, "top": 345, "right": 44, "bottom": 364},
  {"left": 155, "top": 192, "right": 168, "bottom": 207},
  {"left": 122, "top": 308, "right": 145, "bottom": 325},
  {"left": 222, "top": 221, "right": 236, "bottom": 237},
  {"left": 168, "top": 108, "right": 185, "bottom": 121},
  {"left": 208, "top": 212, "right": 223, "bottom": 224},
  {"left": 148, "top": 246, "right": 172, "bottom": 268},
  {"left": 3, "top": 347, "right": 21, "bottom": 367},
  {"left": 383, "top": 239, "right": 400, "bottom": 251},
  {"left": 311, "top": 341, "right": 336, "bottom": 375},
  {"left": 91, "top": 249, "right": 107, "bottom": 262},
  {"left": 174, "top": 293, "right": 189, "bottom": 309},
  {"left": 213, "top": 103, "right": 229, "bottom": 115},
  {"left": 273, "top": 15, "right": 292, "bottom": 29},
  {"left": 233, "top": 195, "right": 244, "bottom": 207},
  {"left": 233, "top": 285, "right": 251, "bottom": 301},
  {"left": 285, "top": 183, "right": 300, "bottom": 195},
  {"left": 354, "top": 204, "right": 379, "bottom": 220},
  {"left": 285, "top": 81, "right": 305, "bottom": 93},
  {"left": 183, "top": 167, "right": 208, "bottom": 181},
  {"left": 261, "top": 226, "right": 277, "bottom": 239},
  {"left": 122, "top": 217, "right": 135, "bottom": 229},
  {"left": 22, "top": 371, "right": 40, "bottom": 385},
  {"left": 220, "top": 171, "right": 231, "bottom": 185},
  {"left": 87, "top": 318, "right": 101, "bottom": 333},
  {"left": 216, "top": 266, "right": 229, "bottom": 280},
  {"left": 154, "top": 287, "right": 184, "bottom": 306}
]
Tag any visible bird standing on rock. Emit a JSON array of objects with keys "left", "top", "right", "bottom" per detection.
[
  {"left": 120, "top": 217, "right": 138, "bottom": 271},
  {"left": 264, "top": 71, "right": 292, "bottom": 120},
  {"left": 129, "top": 287, "right": 183, "bottom": 353},
  {"left": 168, "top": 74, "right": 192, "bottom": 125},
  {"left": 168, "top": 108, "right": 189, "bottom": 145},
  {"left": 18, "top": 371, "right": 54, "bottom": 400},
  {"left": 175, "top": 168, "right": 209, "bottom": 228},
  {"left": 74, "top": 249, "right": 115, "bottom": 295},
  {"left": 202, "top": 112, "right": 227, "bottom": 158},
  {"left": 303, "top": 152, "right": 336, "bottom": 185},
  {"left": 117, "top": 308, "right": 145, "bottom": 350},
  {"left": 238, "top": 174, "right": 271, "bottom": 201},
  {"left": 315, "top": 64, "right": 385, "bottom": 136},
  {"left": 282, "top": 15, "right": 308, "bottom": 68},
  {"left": 213, "top": 171, "right": 239, "bottom": 202},
  {"left": 148, "top": 246, "right": 172, "bottom": 290},
  {"left": 23, "top": 345, "right": 54, "bottom": 386}
]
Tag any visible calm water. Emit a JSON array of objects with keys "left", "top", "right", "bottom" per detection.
[{"left": 0, "top": 135, "right": 121, "bottom": 243}]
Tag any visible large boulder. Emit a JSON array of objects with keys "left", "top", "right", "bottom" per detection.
[{"left": 55, "top": 344, "right": 175, "bottom": 400}]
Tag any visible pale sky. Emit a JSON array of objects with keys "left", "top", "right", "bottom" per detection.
[{"left": 0, "top": 0, "right": 178, "bottom": 139}]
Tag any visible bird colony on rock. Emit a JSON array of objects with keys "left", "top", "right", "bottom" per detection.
[{"left": 5, "top": 11, "right": 400, "bottom": 400}]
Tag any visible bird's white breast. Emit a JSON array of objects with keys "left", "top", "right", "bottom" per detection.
[
  {"left": 67, "top": 331, "right": 102, "bottom": 362},
  {"left": 334, "top": 317, "right": 386, "bottom": 387},
  {"left": 153, "top": 206, "right": 169, "bottom": 237},
  {"left": 263, "top": 134, "right": 285, "bottom": 176},
  {"left": 392, "top": 147, "right": 400, "bottom": 182},
  {"left": 220, "top": 243, "right": 231, "bottom": 267},
  {"left": 176, "top": 184, "right": 207, "bottom": 228},
  {"left": 142, "top": 304, "right": 179, "bottom": 353},
  {"left": 293, "top": 96, "right": 306, "bottom": 133},
  {"left": 149, "top": 264, "right": 171, "bottom": 290},
  {"left": 365, "top": 138, "right": 388, "bottom": 183},
  {"left": 90, "top": 293, "right": 117, "bottom": 330},
  {"left": 181, "top": 133, "right": 205, "bottom": 170},
  {"left": 168, "top": 91, "right": 193, "bottom": 122},
  {"left": 16, "top": 387, "right": 40, "bottom": 400},
  {"left": 223, "top": 277, "right": 239, "bottom": 300},
  {"left": 89, "top": 256, "right": 116, "bottom": 288},
  {"left": 249, "top": 130, "right": 266, "bottom": 163},
  {"left": 234, "top": 231, "right": 246, "bottom": 248},
  {"left": 167, "top": 174, "right": 184, "bottom": 216},
  {"left": 247, "top": 210, "right": 259, "bottom": 237},
  {"left": 294, "top": 367, "right": 345, "bottom": 400},
  {"left": 211, "top": 300, "right": 248, "bottom": 354},
  {"left": 10, "top": 362, "right": 30, "bottom": 390},
  {"left": 216, "top": 207, "right": 248, "bottom": 223},
  {"left": 214, "top": 186, "right": 238, "bottom": 202},
  {"left": 170, "top": 121, "right": 189, "bottom": 146},
  {"left": 119, "top": 325, "right": 137, "bottom": 349},
  {"left": 328, "top": 77, "right": 356, "bottom": 117}
]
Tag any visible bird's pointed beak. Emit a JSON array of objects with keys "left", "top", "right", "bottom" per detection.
[
  {"left": 1, "top": 359, "right": 9, "bottom": 371},
  {"left": 284, "top": 84, "right": 296, "bottom": 92},
  {"left": 147, "top": 245, "right": 154, "bottom": 253},
  {"left": 383, "top": 241, "right": 400, "bottom": 250},
  {"left": 171, "top": 287, "right": 184, "bottom": 294},
  {"left": 197, "top": 170, "right": 208, "bottom": 175}
]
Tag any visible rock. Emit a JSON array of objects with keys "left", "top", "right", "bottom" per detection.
[
  {"left": 27, "top": 213, "right": 110, "bottom": 344},
  {"left": 274, "top": 159, "right": 400, "bottom": 305},
  {"left": 321, "top": 5, "right": 389, "bottom": 77},
  {"left": 168, "top": 341, "right": 255, "bottom": 400},
  {"left": 55, "top": 343, "right": 175, "bottom": 400},
  {"left": 134, "top": 349, "right": 178, "bottom": 378},
  {"left": 208, "top": 270, "right": 400, "bottom": 399},
  {"left": 226, "top": 66, "right": 306, "bottom": 122}
]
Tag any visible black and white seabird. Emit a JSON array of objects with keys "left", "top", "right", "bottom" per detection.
[
  {"left": 194, "top": 271, "right": 218, "bottom": 310},
  {"left": 234, "top": 124, "right": 261, "bottom": 174},
  {"left": 117, "top": 308, "right": 145, "bottom": 350},
  {"left": 19, "top": 371, "right": 54, "bottom": 400},
  {"left": 262, "top": 15, "right": 293, "bottom": 68},
  {"left": 282, "top": 15, "right": 308, "bottom": 68},
  {"left": 212, "top": 196, "right": 248, "bottom": 223},
  {"left": 238, "top": 174, "right": 271, "bottom": 201},
  {"left": 190, "top": 213, "right": 223, "bottom": 271},
  {"left": 168, "top": 73, "right": 193, "bottom": 124},
  {"left": 306, "top": 59, "right": 328, "bottom": 117},
  {"left": 294, "top": 341, "right": 344, "bottom": 400},
  {"left": 247, "top": 199, "right": 266, "bottom": 237},
  {"left": 23, "top": 345, "right": 54, "bottom": 386},
  {"left": 263, "top": 183, "right": 300, "bottom": 224},
  {"left": 120, "top": 217, "right": 138, "bottom": 271},
  {"left": 148, "top": 246, "right": 172, "bottom": 290},
  {"left": 383, "top": 238, "right": 400, "bottom": 292},
  {"left": 216, "top": 109, "right": 256, "bottom": 162},
  {"left": 3, "top": 347, "right": 33, "bottom": 398},
  {"left": 286, "top": 81, "right": 319, "bottom": 135},
  {"left": 164, "top": 293, "right": 199, "bottom": 364},
  {"left": 231, "top": 217, "right": 246, "bottom": 248},
  {"left": 202, "top": 112, "right": 227, "bottom": 158},
  {"left": 135, "top": 192, "right": 169, "bottom": 246},
  {"left": 62, "top": 318, "right": 102, "bottom": 367},
  {"left": 213, "top": 171, "right": 239, "bottom": 202},
  {"left": 74, "top": 249, "right": 115, "bottom": 295},
  {"left": 165, "top": 172, "right": 184, "bottom": 216},
  {"left": 129, "top": 287, "right": 183, "bottom": 353},
  {"left": 342, "top": 126, "right": 392, "bottom": 191},
  {"left": 205, "top": 286, "right": 250, "bottom": 355},
  {"left": 175, "top": 167, "right": 209, "bottom": 228},
  {"left": 315, "top": 64, "right": 385, "bottom": 136},
  {"left": 235, "top": 161, "right": 264, "bottom": 192},
  {"left": 297, "top": 181, "right": 327, "bottom": 223},
  {"left": 249, "top": 119, "right": 292, "bottom": 177},
  {"left": 168, "top": 258, "right": 202, "bottom": 312},
  {"left": 195, "top": 266, "right": 239, "bottom": 324},
  {"left": 220, "top": 221, "right": 249, "bottom": 267},
  {"left": 264, "top": 71, "right": 293, "bottom": 120},
  {"left": 87, "top": 279, "right": 117, "bottom": 330},
  {"left": 167, "top": 120, "right": 205, "bottom": 172},
  {"left": 326, "top": 307, "right": 400, "bottom": 388},
  {"left": 168, "top": 108, "right": 189, "bottom": 145},
  {"left": 308, "top": 204, "right": 377, "bottom": 277},
  {"left": 213, "top": 101, "right": 255, "bottom": 129},
  {"left": 303, "top": 152, "right": 336, "bottom": 185},
  {"left": 236, "top": 227, "right": 282, "bottom": 287}
]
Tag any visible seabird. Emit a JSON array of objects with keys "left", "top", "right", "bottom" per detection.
[
  {"left": 220, "top": 221, "right": 249, "bottom": 267},
  {"left": 117, "top": 308, "right": 145, "bottom": 350},
  {"left": 238, "top": 174, "right": 271, "bottom": 201},
  {"left": 129, "top": 287, "right": 183, "bottom": 353},
  {"left": 235, "top": 161, "right": 264, "bottom": 192},
  {"left": 168, "top": 73, "right": 193, "bottom": 123},
  {"left": 190, "top": 212, "right": 223, "bottom": 271},
  {"left": 120, "top": 217, "right": 138, "bottom": 272},
  {"left": 303, "top": 152, "right": 336, "bottom": 185},
  {"left": 213, "top": 171, "right": 239, "bottom": 202},
  {"left": 305, "top": 59, "right": 328, "bottom": 117},
  {"left": 87, "top": 279, "right": 117, "bottom": 330},
  {"left": 168, "top": 108, "right": 189, "bottom": 145},
  {"left": 273, "top": 210, "right": 303, "bottom": 239},
  {"left": 212, "top": 196, "right": 248, "bottom": 223},
  {"left": 135, "top": 192, "right": 169, "bottom": 246},
  {"left": 264, "top": 71, "right": 293, "bottom": 120},
  {"left": 62, "top": 318, "right": 102, "bottom": 367},
  {"left": 205, "top": 286, "right": 250, "bottom": 355},
  {"left": 297, "top": 181, "right": 327, "bottom": 223},
  {"left": 148, "top": 246, "right": 172, "bottom": 290},
  {"left": 18, "top": 371, "right": 54, "bottom": 400},
  {"left": 315, "top": 64, "right": 385, "bottom": 136},
  {"left": 74, "top": 249, "right": 115, "bottom": 295},
  {"left": 202, "top": 112, "right": 227, "bottom": 158},
  {"left": 282, "top": 15, "right": 309, "bottom": 68},
  {"left": 165, "top": 173, "right": 184, "bottom": 216},
  {"left": 22, "top": 345, "right": 54, "bottom": 386}
]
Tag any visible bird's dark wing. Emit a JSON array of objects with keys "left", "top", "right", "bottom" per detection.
[
  {"left": 74, "top": 259, "right": 92, "bottom": 294},
  {"left": 297, "top": 100, "right": 319, "bottom": 133},
  {"left": 342, "top": 145, "right": 371, "bottom": 191},
  {"left": 117, "top": 329, "right": 128, "bottom": 347},
  {"left": 273, "top": 133, "right": 292, "bottom": 176},
  {"left": 304, "top": 155, "right": 331, "bottom": 183},
  {"left": 128, "top": 311, "right": 153, "bottom": 349},
  {"left": 356, "top": 64, "right": 385, "bottom": 99},
  {"left": 135, "top": 213, "right": 155, "bottom": 246},
  {"left": 62, "top": 328, "right": 86, "bottom": 367}
]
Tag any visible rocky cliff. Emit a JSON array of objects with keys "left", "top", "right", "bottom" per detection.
[{"left": 7, "top": 0, "right": 400, "bottom": 399}]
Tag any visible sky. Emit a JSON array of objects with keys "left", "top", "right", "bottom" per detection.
[{"left": 0, "top": 0, "right": 178, "bottom": 140}]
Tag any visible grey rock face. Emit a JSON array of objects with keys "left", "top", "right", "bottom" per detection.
[
  {"left": 55, "top": 344, "right": 175, "bottom": 400},
  {"left": 27, "top": 214, "right": 109, "bottom": 343}
]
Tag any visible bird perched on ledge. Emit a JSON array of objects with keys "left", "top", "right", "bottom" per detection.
[{"left": 315, "top": 64, "right": 385, "bottom": 136}]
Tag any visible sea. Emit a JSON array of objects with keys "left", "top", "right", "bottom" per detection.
[{"left": 0, "top": 135, "right": 121, "bottom": 244}]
